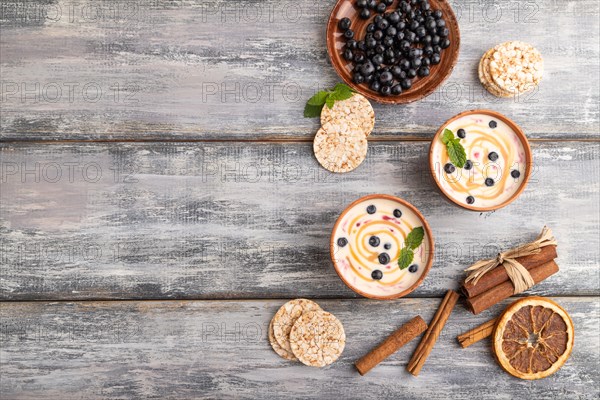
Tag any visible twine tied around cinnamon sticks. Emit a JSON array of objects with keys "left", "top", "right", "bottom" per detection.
[{"left": 464, "top": 226, "right": 557, "bottom": 294}]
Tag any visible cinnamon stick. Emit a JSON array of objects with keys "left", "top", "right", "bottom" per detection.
[
  {"left": 355, "top": 316, "right": 427, "bottom": 376},
  {"left": 457, "top": 318, "right": 497, "bottom": 348},
  {"left": 465, "top": 260, "right": 559, "bottom": 314},
  {"left": 407, "top": 290, "right": 460, "bottom": 376},
  {"left": 461, "top": 245, "right": 557, "bottom": 298}
]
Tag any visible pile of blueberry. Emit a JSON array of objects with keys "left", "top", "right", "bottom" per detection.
[{"left": 338, "top": 0, "right": 450, "bottom": 96}]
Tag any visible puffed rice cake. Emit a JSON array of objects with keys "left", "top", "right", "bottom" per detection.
[
  {"left": 320, "top": 93, "right": 375, "bottom": 136},
  {"left": 313, "top": 122, "right": 368, "bottom": 173},
  {"left": 268, "top": 318, "right": 297, "bottom": 361},
  {"left": 479, "top": 41, "right": 543, "bottom": 97},
  {"left": 289, "top": 310, "right": 346, "bottom": 367},
  {"left": 272, "top": 299, "right": 322, "bottom": 354}
]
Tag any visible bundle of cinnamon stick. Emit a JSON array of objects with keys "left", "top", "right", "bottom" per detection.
[{"left": 462, "top": 245, "right": 558, "bottom": 314}]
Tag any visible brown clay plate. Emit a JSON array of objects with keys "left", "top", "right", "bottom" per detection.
[{"left": 326, "top": 0, "right": 460, "bottom": 104}]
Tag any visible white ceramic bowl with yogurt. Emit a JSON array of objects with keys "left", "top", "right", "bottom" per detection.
[
  {"left": 330, "top": 194, "right": 434, "bottom": 300},
  {"left": 429, "top": 110, "right": 532, "bottom": 211}
]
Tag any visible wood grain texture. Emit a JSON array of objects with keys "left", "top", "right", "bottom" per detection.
[
  {"left": 1, "top": 141, "right": 598, "bottom": 300},
  {"left": 0, "top": 297, "right": 598, "bottom": 399},
  {"left": 1, "top": 0, "right": 598, "bottom": 140}
]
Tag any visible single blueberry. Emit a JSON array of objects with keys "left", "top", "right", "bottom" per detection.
[
  {"left": 367, "top": 205, "right": 376, "bottom": 214},
  {"left": 338, "top": 17, "right": 351, "bottom": 31},
  {"left": 444, "top": 163, "right": 456, "bottom": 174},
  {"left": 371, "top": 269, "right": 383, "bottom": 280},
  {"left": 337, "top": 238, "right": 348, "bottom": 247},
  {"left": 369, "top": 236, "right": 380, "bottom": 247},
  {"left": 464, "top": 160, "right": 473, "bottom": 170},
  {"left": 457, "top": 128, "right": 466, "bottom": 138},
  {"left": 488, "top": 152, "right": 499, "bottom": 162},
  {"left": 485, "top": 178, "right": 495, "bottom": 187},
  {"left": 387, "top": 11, "right": 400, "bottom": 24},
  {"left": 511, "top": 169, "right": 521, "bottom": 178},
  {"left": 378, "top": 253, "right": 390, "bottom": 265},
  {"left": 393, "top": 209, "right": 402, "bottom": 218},
  {"left": 408, "top": 264, "right": 419, "bottom": 273},
  {"left": 391, "top": 84, "right": 402, "bottom": 95},
  {"left": 489, "top": 120, "right": 498, "bottom": 128},
  {"left": 466, "top": 196, "right": 475, "bottom": 205},
  {"left": 384, "top": 243, "right": 392, "bottom": 250}
]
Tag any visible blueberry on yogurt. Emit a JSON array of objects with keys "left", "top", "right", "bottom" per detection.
[
  {"left": 366, "top": 205, "right": 377, "bottom": 214},
  {"left": 384, "top": 243, "right": 392, "bottom": 250},
  {"left": 393, "top": 209, "right": 402, "bottom": 218},
  {"left": 369, "top": 236, "right": 380, "bottom": 247},
  {"left": 371, "top": 270, "right": 383, "bottom": 280},
  {"left": 408, "top": 264, "right": 419, "bottom": 273},
  {"left": 444, "top": 163, "right": 456, "bottom": 174},
  {"left": 378, "top": 253, "right": 390, "bottom": 265},
  {"left": 337, "top": 238, "right": 348, "bottom": 247},
  {"left": 511, "top": 170, "right": 521, "bottom": 179}
]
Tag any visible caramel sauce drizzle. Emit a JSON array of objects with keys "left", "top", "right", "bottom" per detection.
[
  {"left": 344, "top": 211, "right": 417, "bottom": 286},
  {"left": 443, "top": 122, "right": 515, "bottom": 201}
]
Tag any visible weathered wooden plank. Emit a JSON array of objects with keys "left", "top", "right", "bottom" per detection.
[
  {"left": 1, "top": 0, "right": 598, "bottom": 140},
  {"left": 0, "top": 297, "right": 597, "bottom": 399},
  {"left": 1, "top": 141, "right": 598, "bottom": 300}
]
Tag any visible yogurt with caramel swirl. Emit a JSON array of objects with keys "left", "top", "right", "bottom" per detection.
[
  {"left": 430, "top": 110, "right": 531, "bottom": 210},
  {"left": 331, "top": 195, "right": 433, "bottom": 299}
]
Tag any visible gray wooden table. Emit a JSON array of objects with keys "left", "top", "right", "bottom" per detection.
[{"left": 1, "top": 1, "right": 599, "bottom": 399}]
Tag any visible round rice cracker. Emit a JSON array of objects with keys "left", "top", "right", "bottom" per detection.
[
  {"left": 289, "top": 311, "right": 346, "bottom": 368},
  {"left": 320, "top": 93, "right": 375, "bottom": 136},
  {"left": 313, "top": 123, "right": 368, "bottom": 173},
  {"left": 272, "top": 299, "right": 322, "bottom": 354},
  {"left": 478, "top": 49, "right": 514, "bottom": 98},
  {"left": 268, "top": 318, "right": 297, "bottom": 361},
  {"left": 488, "top": 41, "right": 543, "bottom": 94}
]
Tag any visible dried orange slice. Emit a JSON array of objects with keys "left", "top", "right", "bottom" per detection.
[{"left": 493, "top": 297, "right": 574, "bottom": 380}]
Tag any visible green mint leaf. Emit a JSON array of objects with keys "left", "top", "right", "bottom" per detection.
[
  {"left": 330, "top": 87, "right": 354, "bottom": 101},
  {"left": 441, "top": 128, "right": 454, "bottom": 145},
  {"left": 447, "top": 139, "right": 467, "bottom": 168},
  {"left": 405, "top": 226, "right": 425, "bottom": 250},
  {"left": 325, "top": 95, "right": 335, "bottom": 109},
  {"left": 398, "top": 247, "right": 414, "bottom": 270},
  {"left": 304, "top": 83, "right": 355, "bottom": 117},
  {"left": 304, "top": 103, "right": 323, "bottom": 118},
  {"left": 307, "top": 91, "right": 329, "bottom": 106},
  {"left": 333, "top": 83, "right": 354, "bottom": 93},
  {"left": 330, "top": 83, "right": 354, "bottom": 101}
]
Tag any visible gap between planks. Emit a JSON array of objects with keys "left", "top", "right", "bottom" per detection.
[
  {"left": 1, "top": 137, "right": 600, "bottom": 145},
  {"left": 1, "top": 294, "right": 598, "bottom": 305}
]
